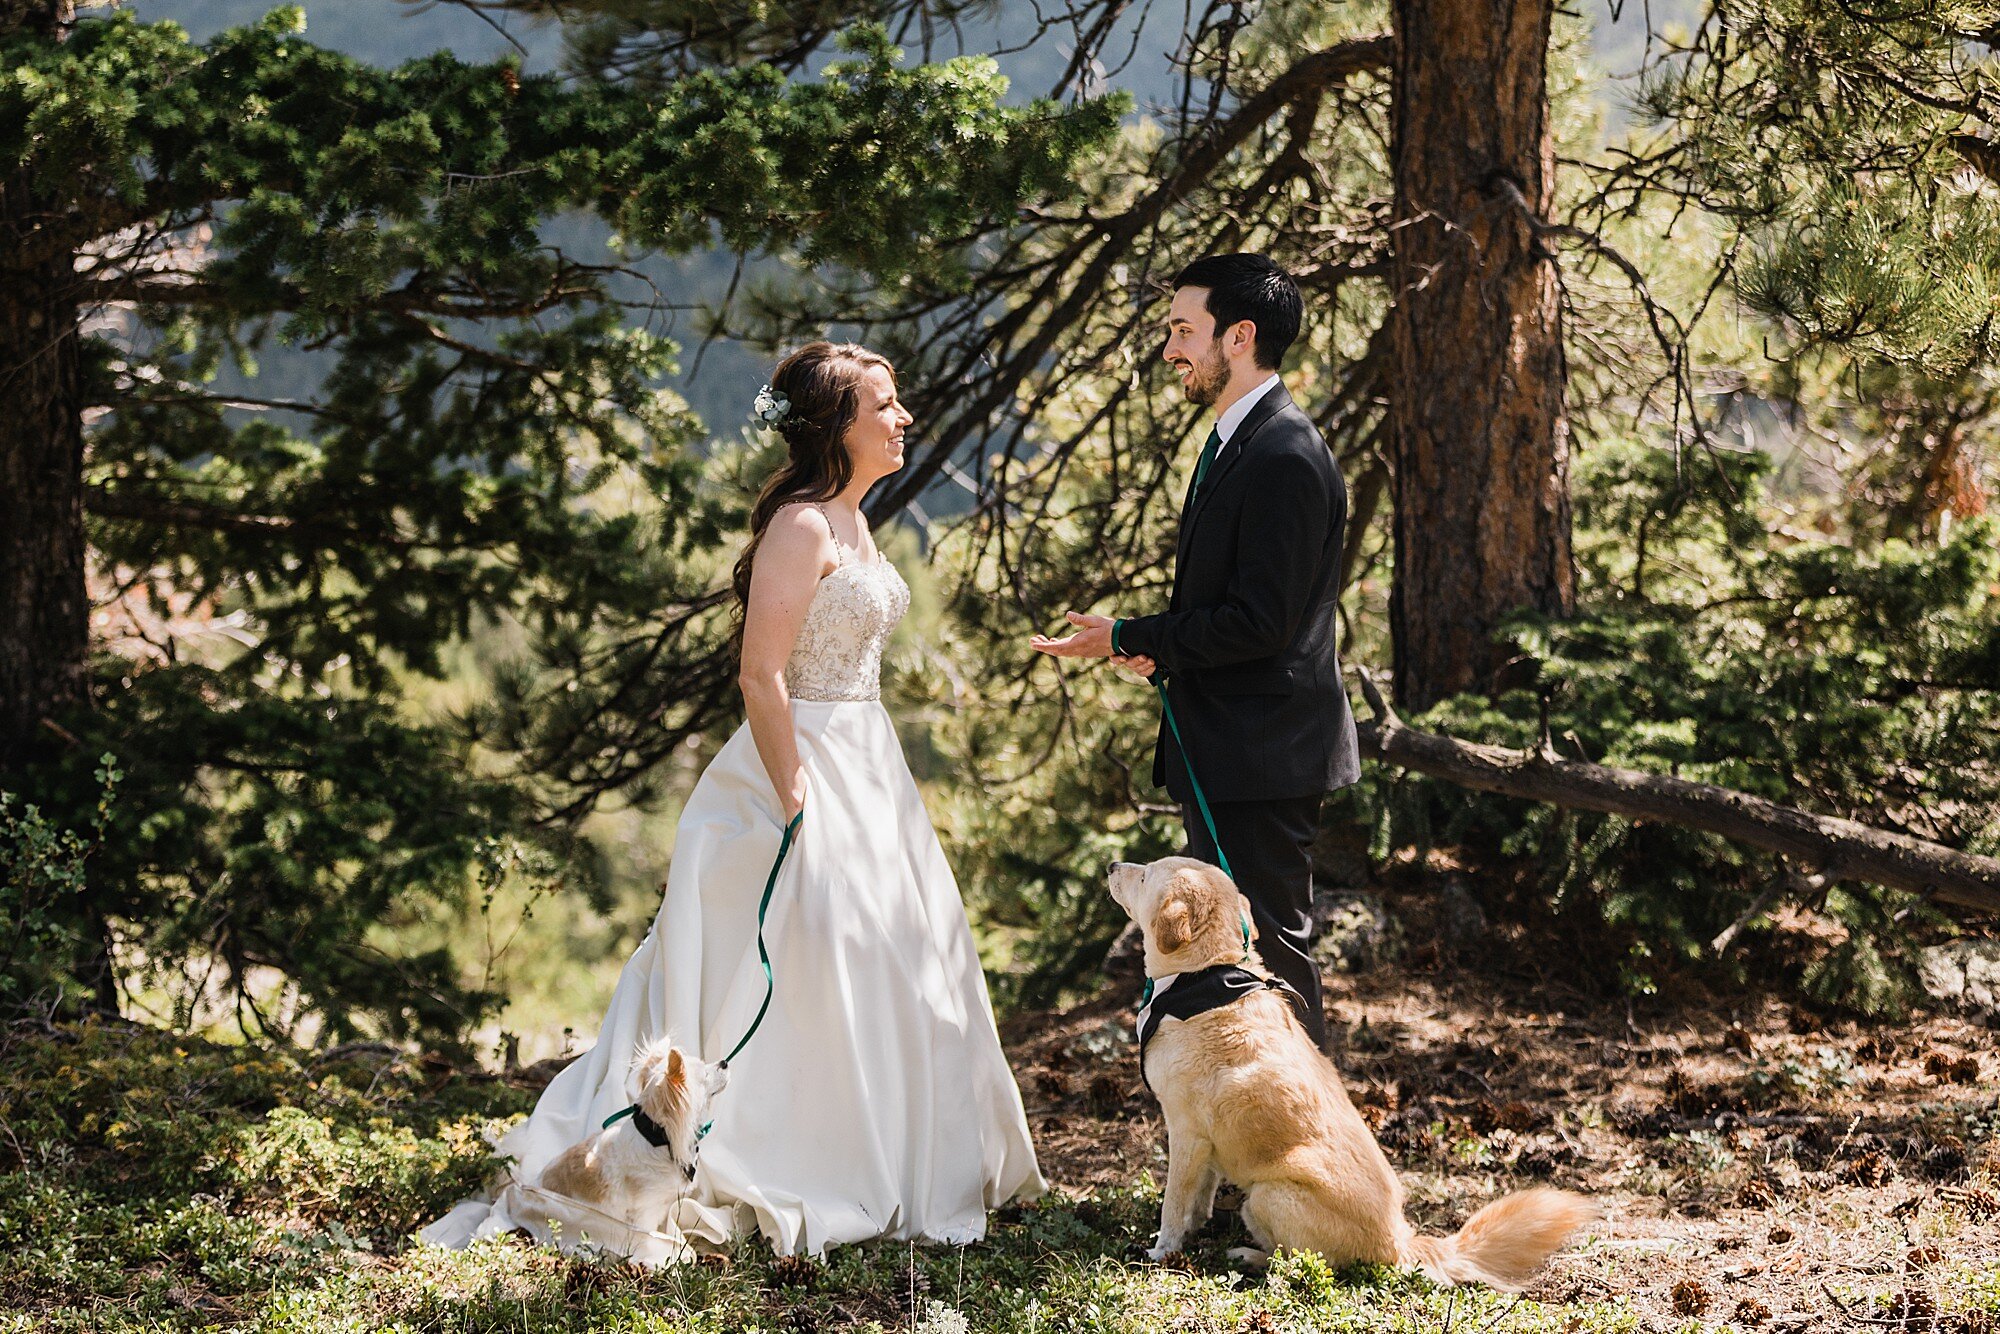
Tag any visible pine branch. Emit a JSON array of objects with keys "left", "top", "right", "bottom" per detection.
[
  {"left": 84, "top": 485, "right": 420, "bottom": 551},
  {"left": 83, "top": 275, "right": 600, "bottom": 321},
  {"left": 869, "top": 31, "right": 1390, "bottom": 519},
  {"left": 1351, "top": 670, "right": 2000, "bottom": 916}
]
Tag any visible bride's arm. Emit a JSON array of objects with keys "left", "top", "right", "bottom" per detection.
[{"left": 738, "top": 506, "right": 836, "bottom": 822}]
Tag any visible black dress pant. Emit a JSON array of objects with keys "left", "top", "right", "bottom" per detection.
[{"left": 1181, "top": 794, "right": 1327, "bottom": 1047}]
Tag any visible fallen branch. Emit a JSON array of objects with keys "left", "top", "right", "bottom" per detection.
[
  {"left": 1710, "top": 865, "right": 1828, "bottom": 956},
  {"left": 1350, "top": 671, "right": 2000, "bottom": 916}
]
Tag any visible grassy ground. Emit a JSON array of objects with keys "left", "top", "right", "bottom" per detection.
[{"left": 3, "top": 899, "right": 1997, "bottom": 1332}]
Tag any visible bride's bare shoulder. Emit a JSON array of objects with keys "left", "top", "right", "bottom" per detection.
[{"left": 756, "top": 502, "right": 837, "bottom": 576}]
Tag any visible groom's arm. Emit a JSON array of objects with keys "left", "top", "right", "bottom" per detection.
[{"left": 1114, "top": 447, "right": 1338, "bottom": 674}]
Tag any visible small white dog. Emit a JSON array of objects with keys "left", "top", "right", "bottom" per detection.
[{"left": 536, "top": 1037, "right": 727, "bottom": 1235}]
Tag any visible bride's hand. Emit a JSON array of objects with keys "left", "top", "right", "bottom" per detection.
[{"left": 782, "top": 770, "right": 809, "bottom": 823}]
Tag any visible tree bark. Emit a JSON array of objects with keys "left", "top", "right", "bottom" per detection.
[
  {"left": 1388, "top": 0, "right": 1574, "bottom": 710},
  {"left": 0, "top": 1, "right": 113, "bottom": 1011},
  {"left": 0, "top": 174, "right": 88, "bottom": 776},
  {"left": 1352, "top": 674, "right": 2000, "bottom": 917},
  {"left": 1, "top": 0, "right": 86, "bottom": 775}
]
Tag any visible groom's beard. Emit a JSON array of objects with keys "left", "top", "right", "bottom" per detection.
[{"left": 1180, "top": 342, "right": 1230, "bottom": 407}]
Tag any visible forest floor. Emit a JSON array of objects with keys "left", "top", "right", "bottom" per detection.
[{"left": 2, "top": 875, "right": 1996, "bottom": 1332}]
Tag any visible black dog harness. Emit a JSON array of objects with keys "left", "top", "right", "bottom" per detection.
[{"left": 1134, "top": 963, "right": 1311, "bottom": 1091}]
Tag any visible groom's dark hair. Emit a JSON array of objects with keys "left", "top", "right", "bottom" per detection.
[{"left": 1172, "top": 253, "right": 1302, "bottom": 371}]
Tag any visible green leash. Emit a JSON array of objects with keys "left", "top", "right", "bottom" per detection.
[
  {"left": 603, "top": 807, "right": 804, "bottom": 1140},
  {"left": 1155, "top": 678, "right": 1232, "bottom": 880},
  {"left": 1139, "top": 678, "right": 1243, "bottom": 1009}
]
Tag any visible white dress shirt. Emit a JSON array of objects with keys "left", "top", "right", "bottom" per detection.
[{"left": 1212, "top": 372, "right": 1283, "bottom": 458}]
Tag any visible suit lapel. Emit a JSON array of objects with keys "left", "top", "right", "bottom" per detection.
[{"left": 1175, "top": 386, "right": 1295, "bottom": 571}]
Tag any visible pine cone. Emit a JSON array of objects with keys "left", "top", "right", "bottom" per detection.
[
  {"left": 1607, "top": 1099, "right": 1650, "bottom": 1134},
  {"left": 1768, "top": 1223, "right": 1795, "bottom": 1244},
  {"left": 1923, "top": 1051, "right": 1978, "bottom": 1083},
  {"left": 1889, "top": 1287, "right": 1937, "bottom": 1326},
  {"left": 1671, "top": 1280, "right": 1711, "bottom": 1317},
  {"left": 1842, "top": 1149, "right": 1897, "bottom": 1188},
  {"left": 1922, "top": 1143, "right": 1969, "bottom": 1182},
  {"left": 905, "top": 1260, "right": 932, "bottom": 1302},
  {"left": 770, "top": 1254, "right": 820, "bottom": 1289},
  {"left": 1944, "top": 1184, "right": 2000, "bottom": 1219},
  {"left": 1854, "top": 1032, "right": 1894, "bottom": 1062},
  {"left": 1086, "top": 1073, "right": 1130, "bottom": 1116},
  {"left": 1518, "top": 1144, "right": 1568, "bottom": 1178},
  {"left": 1949, "top": 1310, "right": 1996, "bottom": 1334},
  {"left": 1236, "top": 1312, "right": 1279, "bottom": 1334},
  {"left": 1907, "top": 1243, "right": 1945, "bottom": 1271},
  {"left": 1664, "top": 1070, "right": 1706, "bottom": 1116},
  {"left": 1734, "top": 1297, "right": 1771, "bottom": 1325},
  {"left": 1737, "top": 1176, "right": 1778, "bottom": 1208}
]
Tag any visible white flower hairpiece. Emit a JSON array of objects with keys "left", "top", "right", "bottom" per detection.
[{"left": 751, "top": 384, "right": 793, "bottom": 428}]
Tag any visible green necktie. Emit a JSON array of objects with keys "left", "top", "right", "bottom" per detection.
[{"left": 1192, "top": 427, "right": 1222, "bottom": 495}]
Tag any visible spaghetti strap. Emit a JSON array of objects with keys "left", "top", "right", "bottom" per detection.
[{"left": 808, "top": 503, "right": 846, "bottom": 569}]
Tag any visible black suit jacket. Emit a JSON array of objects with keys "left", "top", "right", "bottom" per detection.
[{"left": 1116, "top": 387, "right": 1362, "bottom": 804}]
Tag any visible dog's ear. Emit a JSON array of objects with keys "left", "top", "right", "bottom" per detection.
[
  {"left": 1155, "top": 894, "right": 1194, "bottom": 954},
  {"left": 665, "top": 1048, "right": 687, "bottom": 1096},
  {"left": 1153, "top": 867, "right": 1220, "bottom": 954},
  {"left": 638, "top": 1045, "right": 693, "bottom": 1123}
]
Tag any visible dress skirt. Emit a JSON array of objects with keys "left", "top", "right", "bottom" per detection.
[{"left": 421, "top": 698, "right": 1046, "bottom": 1261}]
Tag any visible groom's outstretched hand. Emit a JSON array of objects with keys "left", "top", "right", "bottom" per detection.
[
  {"left": 1031, "top": 610, "right": 1114, "bottom": 658},
  {"left": 1031, "top": 612, "right": 1156, "bottom": 678}
]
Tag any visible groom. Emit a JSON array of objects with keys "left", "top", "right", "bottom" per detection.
[{"left": 1031, "top": 253, "right": 1360, "bottom": 1046}]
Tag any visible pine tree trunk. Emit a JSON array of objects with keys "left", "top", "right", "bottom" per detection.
[
  {"left": 0, "top": 0, "right": 85, "bottom": 774},
  {"left": 1388, "top": 0, "right": 1574, "bottom": 712},
  {"left": 1, "top": 1, "right": 113, "bottom": 1011},
  {"left": 0, "top": 177, "right": 88, "bottom": 776}
]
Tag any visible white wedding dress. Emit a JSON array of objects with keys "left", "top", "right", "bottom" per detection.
[{"left": 422, "top": 513, "right": 1045, "bottom": 1261}]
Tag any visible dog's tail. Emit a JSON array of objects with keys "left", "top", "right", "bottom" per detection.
[{"left": 1400, "top": 1188, "right": 1593, "bottom": 1291}]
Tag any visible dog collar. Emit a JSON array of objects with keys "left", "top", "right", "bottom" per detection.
[
  {"left": 602, "top": 1102, "right": 675, "bottom": 1151},
  {"left": 1134, "top": 963, "right": 1311, "bottom": 1091},
  {"left": 1136, "top": 912, "right": 1256, "bottom": 1008}
]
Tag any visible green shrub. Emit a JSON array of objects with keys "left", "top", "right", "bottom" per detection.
[
  {"left": 0, "top": 753, "right": 120, "bottom": 1013},
  {"left": 1359, "top": 442, "right": 1998, "bottom": 1013}
]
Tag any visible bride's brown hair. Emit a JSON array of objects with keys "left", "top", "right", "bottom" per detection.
[{"left": 730, "top": 342, "right": 897, "bottom": 650}]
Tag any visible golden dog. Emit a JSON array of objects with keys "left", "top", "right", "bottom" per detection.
[{"left": 1109, "top": 856, "right": 1592, "bottom": 1288}]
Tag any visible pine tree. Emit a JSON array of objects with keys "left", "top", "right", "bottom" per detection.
[
  {"left": 692, "top": 0, "right": 2000, "bottom": 1005},
  {"left": 1388, "top": 0, "right": 1574, "bottom": 711},
  {"left": 0, "top": 1, "right": 1118, "bottom": 1037}
]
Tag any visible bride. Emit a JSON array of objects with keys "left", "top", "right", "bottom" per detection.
[{"left": 423, "top": 341, "right": 1045, "bottom": 1259}]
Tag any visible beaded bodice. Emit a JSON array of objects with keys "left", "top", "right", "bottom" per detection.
[{"left": 782, "top": 508, "right": 911, "bottom": 702}]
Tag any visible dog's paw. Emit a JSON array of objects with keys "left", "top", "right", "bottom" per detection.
[{"left": 1226, "top": 1246, "right": 1271, "bottom": 1272}]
